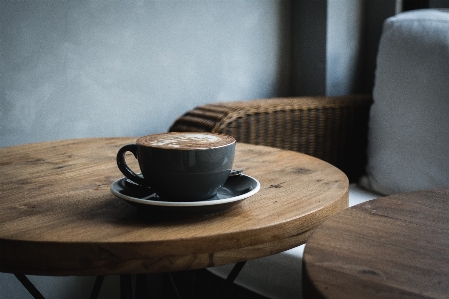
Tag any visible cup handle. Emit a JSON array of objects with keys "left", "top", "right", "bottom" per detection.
[
  {"left": 229, "top": 169, "right": 243, "bottom": 176},
  {"left": 116, "top": 144, "right": 147, "bottom": 186}
]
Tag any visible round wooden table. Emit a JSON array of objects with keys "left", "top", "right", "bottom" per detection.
[
  {"left": 0, "top": 138, "right": 348, "bottom": 297},
  {"left": 303, "top": 189, "right": 449, "bottom": 299}
]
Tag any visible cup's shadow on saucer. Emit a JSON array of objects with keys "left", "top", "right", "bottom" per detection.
[{"left": 110, "top": 174, "right": 260, "bottom": 218}]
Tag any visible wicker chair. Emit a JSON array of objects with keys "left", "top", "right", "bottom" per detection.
[{"left": 169, "top": 94, "right": 373, "bottom": 182}]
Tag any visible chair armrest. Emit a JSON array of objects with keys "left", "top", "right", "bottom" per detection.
[{"left": 169, "top": 95, "right": 373, "bottom": 181}]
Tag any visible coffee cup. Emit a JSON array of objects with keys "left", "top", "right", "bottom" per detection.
[{"left": 116, "top": 132, "right": 236, "bottom": 201}]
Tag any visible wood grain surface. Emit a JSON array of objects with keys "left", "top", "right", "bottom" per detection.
[
  {"left": 303, "top": 189, "right": 449, "bottom": 299},
  {"left": 0, "top": 138, "right": 348, "bottom": 276}
]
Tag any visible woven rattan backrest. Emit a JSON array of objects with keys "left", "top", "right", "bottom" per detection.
[{"left": 169, "top": 95, "right": 372, "bottom": 181}]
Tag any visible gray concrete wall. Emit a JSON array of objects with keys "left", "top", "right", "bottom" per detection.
[
  {"left": 326, "top": 0, "right": 365, "bottom": 96},
  {"left": 0, "top": 0, "right": 291, "bottom": 148}
]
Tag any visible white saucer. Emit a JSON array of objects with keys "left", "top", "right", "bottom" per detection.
[{"left": 110, "top": 174, "right": 260, "bottom": 217}]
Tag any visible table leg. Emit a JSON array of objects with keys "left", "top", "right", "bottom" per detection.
[
  {"left": 166, "top": 273, "right": 181, "bottom": 299},
  {"left": 135, "top": 274, "right": 149, "bottom": 298},
  {"left": 121, "top": 273, "right": 171, "bottom": 299},
  {"left": 214, "top": 261, "right": 247, "bottom": 298},
  {"left": 89, "top": 276, "right": 105, "bottom": 299},
  {"left": 119, "top": 261, "right": 247, "bottom": 299},
  {"left": 120, "top": 274, "right": 135, "bottom": 299},
  {"left": 14, "top": 274, "right": 45, "bottom": 299},
  {"left": 14, "top": 261, "right": 247, "bottom": 299}
]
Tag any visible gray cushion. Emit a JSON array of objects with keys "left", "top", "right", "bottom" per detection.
[{"left": 360, "top": 9, "right": 449, "bottom": 195}]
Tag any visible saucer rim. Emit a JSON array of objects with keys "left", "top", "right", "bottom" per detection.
[{"left": 110, "top": 174, "right": 260, "bottom": 207}]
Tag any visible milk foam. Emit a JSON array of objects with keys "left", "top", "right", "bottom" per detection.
[
  {"left": 149, "top": 133, "right": 220, "bottom": 148},
  {"left": 138, "top": 132, "right": 235, "bottom": 149}
]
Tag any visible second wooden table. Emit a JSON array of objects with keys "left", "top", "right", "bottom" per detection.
[{"left": 303, "top": 188, "right": 449, "bottom": 299}]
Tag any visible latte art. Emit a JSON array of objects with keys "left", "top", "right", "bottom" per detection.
[
  {"left": 138, "top": 132, "right": 235, "bottom": 149},
  {"left": 148, "top": 134, "right": 220, "bottom": 147}
]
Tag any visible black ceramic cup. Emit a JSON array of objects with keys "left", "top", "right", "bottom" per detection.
[{"left": 116, "top": 132, "right": 236, "bottom": 202}]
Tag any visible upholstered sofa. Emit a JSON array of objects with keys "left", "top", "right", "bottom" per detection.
[{"left": 169, "top": 9, "right": 449, "bottom": 299}]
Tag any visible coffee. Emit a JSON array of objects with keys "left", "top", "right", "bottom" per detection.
[
  {"left": 138, "top": 132, "right": 235, "bottom": 150},
  {"left": 117, "top": 132, "right": 236, "bottom": 201}
]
